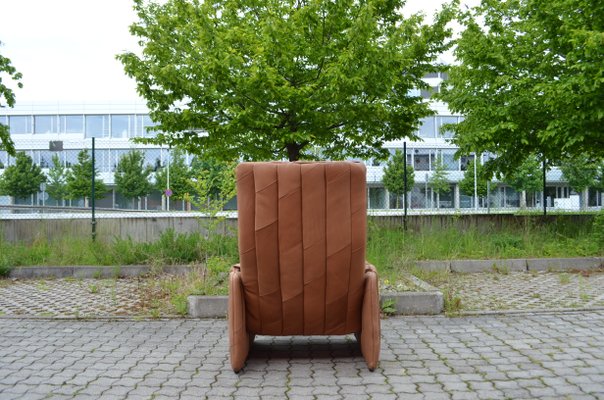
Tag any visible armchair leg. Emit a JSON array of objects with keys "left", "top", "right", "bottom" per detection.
[
  {"left": 229, "top": 266, "right": 250, "bottom": 373},
  {"left": 359, "top": 264, "right": 381, "bottom": 371}
]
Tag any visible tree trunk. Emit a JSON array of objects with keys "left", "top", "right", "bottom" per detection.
[
  {"left": 286, "top": 143, "right": 302, "bottom": 162},
  {"left": 520, "top": 191, "right": 527, "bottom": 209},
  {"left": 582, "top": 188, "right": 588, "bottom": 210}
]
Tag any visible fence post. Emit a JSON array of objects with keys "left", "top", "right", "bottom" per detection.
[
  {"left": 487, "top": 181, "right": 490, "bottom": 214},
  {"left": 91, "top": 137, "right": 96, "bottom": 241},
  {"left": 403, "top": 141, "right": 407, "bottom": 231},
  {"left": 542, "top": 155, "right": 547, "bottom": 216}
]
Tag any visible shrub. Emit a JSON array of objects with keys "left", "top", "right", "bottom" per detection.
[
  {"left": 593, "top": 210, "right": 604, "bottom": 249},
  {"left": 0, "top": 254, "right": 11, "bottom": 277}
]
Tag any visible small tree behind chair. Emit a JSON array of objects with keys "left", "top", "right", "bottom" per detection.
[
  {"left": 383, "top": 150, "right": 415, "bottom": 209},
  {"left": 0, "top": 152, "right": 45, "bottom": 204},
  {"left": 65, "top": 150, "right": 107, "bottom": 207},
  {"left": 115, "top": 150, "right": 152, "bottom": 209},
  {"left": 46, "top": 154, "right": 68, "bottom": 206},
  {"left": 429, "top": 154, "right": 451, "bottom": 209}
]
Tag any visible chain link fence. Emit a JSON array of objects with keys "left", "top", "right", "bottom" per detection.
[
  {"left": 0, "top": 139, "right": 237, "bottom": 212},
  {"left": 1, "top": 139, "right": 603, "bottom": 242},
  {"left": 365, "top": 166, "right": 604, "bottom": 216}
]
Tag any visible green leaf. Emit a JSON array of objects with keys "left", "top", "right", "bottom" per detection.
[{"left": 118, "top": 0, "right": 456, "bottom": 161}]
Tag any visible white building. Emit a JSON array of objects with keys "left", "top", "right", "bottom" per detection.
[{"left": 1, "top": 95, "right": 602, "bottom": 212}]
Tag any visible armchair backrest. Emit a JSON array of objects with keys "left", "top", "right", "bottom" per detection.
[{"left": 236, "top": 161, "right": 367, "bottom": 336}]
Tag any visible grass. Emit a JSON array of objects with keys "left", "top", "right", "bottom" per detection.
[
  {"left": 559, "top": 273, "right": 571, "bottom": 285},
  {"left": 136, "top": 258, "right": 231, "bottom": 317},
  {"left": 366, "top": 220, "right": 601, "bottom": 279},
  {"left": 0, "top": 228, "right": 239, "bottom": 269},
  {"left": 442, "top": 288, "right": 463, "bottom": 316},
  {"left": 380, "top": 298, "right": 397, "bottom": 317},
  {"left": 0, "top": 219, "right": 601, "bottom": 311},
  {"left": 0, "top": 219, "right": 599, "bottom": 272}
]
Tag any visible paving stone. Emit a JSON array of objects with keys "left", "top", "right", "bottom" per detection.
[
  {"left": 0, "top": 278, "right": 159, "bottom": 317},
  {"left": 0, "top": 311, "right": 603, "bottom": 398},
  {"left": 436, "top": 271, "right": 604, "bottom": 312}
]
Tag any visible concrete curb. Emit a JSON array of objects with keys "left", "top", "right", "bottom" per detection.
[
  {"left": 7, "top": 256, "right": 602, "bottom": 279},
  {"left": 414, "top": 260, "right": 450, "bottom": 272},
  {"left": 8, "top": 265, "right": 194, "bottom": 279},
  {"left": 188, "top": 275, "right": 444, "bottom": 318},
  {"left": 187, "top": 296, "right": 228, "bottom": 318},
  {"left": 526, "top": 257, "right": 603, "bottom": 272},
  {"left": 381, "top": 274, "right": 443, "bottom": 315},
  {"left": 457, "top": 306, "right": 604, "bottom": 317},
  {"left": 415, "top": 257, "right": 604, "bottom": 273},
  {"left": 451, "top": 259, "right": 526, "bottom": 273}
]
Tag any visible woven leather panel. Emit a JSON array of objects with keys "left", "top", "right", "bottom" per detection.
[{"left": 236, "top": 161, "right": 366, "bottom": 336}]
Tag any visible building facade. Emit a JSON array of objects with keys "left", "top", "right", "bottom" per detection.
[{"left": 1, "top": 101, "right": 602, "bottom": 212}]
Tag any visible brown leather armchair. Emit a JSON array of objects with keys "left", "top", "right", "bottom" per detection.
[{"left": 229, "top": 161, "right": 380, "bottom": 372}]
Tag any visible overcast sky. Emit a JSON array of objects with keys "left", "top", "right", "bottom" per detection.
[{"left": 0, "top": 0, "right": 474, "bottom": 104}]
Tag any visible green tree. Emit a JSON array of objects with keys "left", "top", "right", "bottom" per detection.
[
  {"left": 65, "top": 150, "right": 107, "bottom": 206},
  {"left": 190, "top": 155, "right": 235, "bottom": 203},
  {"left": 155, "top": 148, "right": 192, "bottom": 202},
  {"left": 382, "top": 150, "right": 415, "bottom": 209},
  {"left": 118, "top": 0, "right": 456, "bottom": 161},
  {"left": 438, "top": 0, "right": 604, "bottom": 177},
  {"left": 46, "top": 154, "right": 68, "bottom": 206},
  {"left": 429, "top": 154, "right": 451, "bottom": 208},
  {"left": 0, "top": 42, "right": 23, "bottom": 156},
  {"left": 503, "top": 154, "right": 543, "bottom": 208},
  {"left": 190, "top": 157, "right": 237, "bottom": 235},
  {"left": 115, "top": 150, "right": 153, "bottom": 209},
  {"left": 560, "top": 154, "right": 600, "bottom": 209},
  {"left": 459, "top": 159, "right": 489, "bottom": 199},
  {"left": 0, "top": 152, "right": 45, "bottom": 202}
]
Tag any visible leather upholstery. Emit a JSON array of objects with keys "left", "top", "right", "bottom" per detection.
[
  {"left": 229, "top": 161, "right": 380, "bottom": 372},
  {"left": 228, "top": 265, "right": 249, "bottom": 373}
]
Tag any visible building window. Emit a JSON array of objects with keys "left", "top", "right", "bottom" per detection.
[
  {"left": 111, "top": 115, "right": 131, "bottom": 138},
  {"left": 34, "top": 115, "right": 59, "bottom": 134},
  {"left": 96, "top": 149, "right": 111, "bottom": 172},
  {"left": 460, "top": 154, "right": 476, "bottom": 171},
  {"left": 440, "top": 149, "right": 458, "bottom": 170},
  {"left": 413, "top": 149, "right": 432, "bottom": 171},
  {"left": 418, "top": 117, "right": 435, "bottom": 138},
  {"left": 111, "top": 149, "right": 130, "bottom": 172},
  {"left": 37, "top": 150, "right": 53, "bottom": 168},
  {"left": 437, "top": 116, "right": 457, "bottom": 139},
  {"left": 134, "top": 115, "right": 156, "bottom": 138},
  {"left": 85, "top": 115, "right": 110, "bottom": 138},
  {"left": 144, "top": 149, "right": 162, "bottom": 171},
  {"left": 63, "top": 150, "right": 80, "bottom": 167},
  {"left": 368, "top": 187, "right": 386, "bottom": 209},
  {"left": 437, "top": 187, "right": 454, "bottom": 209},
  {"left": 61, "top": 115, "right": 84, "bottom": 133},
  {"left": 9, "top": 115, "right": 32, "bottom": 134}
]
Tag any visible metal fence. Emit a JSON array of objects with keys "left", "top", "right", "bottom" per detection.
[{"left": 1, "top": 139, "right": 603, "bottom": 241}]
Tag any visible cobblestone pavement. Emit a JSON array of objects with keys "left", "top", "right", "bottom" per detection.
[
  {"left": 1, "top": 311, "right": 603, "bottom": 399},
  {"left": 436, "top": 271, "right": 604, "bottom": 312},
  {"left": 2, "top": 270, "right": 604, "bottom": 319},
  {"left": 0, "top": 278, "right": 156, "bottom": 317}
]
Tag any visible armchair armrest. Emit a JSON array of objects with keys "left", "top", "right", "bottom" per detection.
[{"left": 360, "top": 261, "right": 380, "bottom": 371}]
